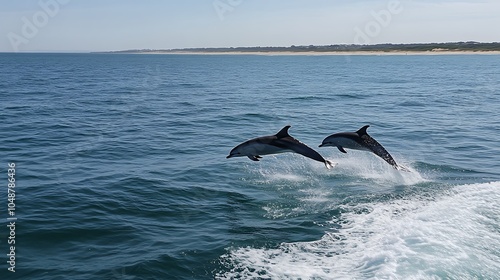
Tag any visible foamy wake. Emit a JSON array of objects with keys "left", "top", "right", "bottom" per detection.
[{"left": 218, "top": 182, "right": 500, "bottom": 279}]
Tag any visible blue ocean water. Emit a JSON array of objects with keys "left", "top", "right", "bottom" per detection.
[{"left": 1, "top": 53, "right": 499, "bottom": 279}]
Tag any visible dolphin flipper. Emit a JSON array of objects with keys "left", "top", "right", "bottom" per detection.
[
  {"left": 337, "top": 146, "right": 348, "bottom": 153},
  {"left": 247, "top": 155, "right": 262, "bottom": 161}
]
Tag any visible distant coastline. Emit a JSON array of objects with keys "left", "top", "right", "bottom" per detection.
[{"left": 100, "top": 42, "right": 500, "bottom": 55}]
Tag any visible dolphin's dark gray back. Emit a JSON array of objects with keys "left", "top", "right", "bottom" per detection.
[
  {"left": 271, "top": 126, "right": 333, "bottom": 168},
  {"left": 356, "top": 125, "right": 399, "bottom": 168}
]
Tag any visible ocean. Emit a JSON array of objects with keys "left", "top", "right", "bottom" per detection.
[{"left": 1, "top": 53, "right": 499, "bottom": 279}]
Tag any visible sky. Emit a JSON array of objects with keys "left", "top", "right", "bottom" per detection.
[{"left": 0, "top": 0, "right": 499, "bottom": 52}]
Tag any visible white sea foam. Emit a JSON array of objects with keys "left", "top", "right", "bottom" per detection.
[
  {"left": 248, "top": 152, "right": 426, "bottom": 188},
  {"left": 327, "top": 151, "right": 427, "bottom": 186},
  {"left": 246, "top": 155, "right": 324, "bottom": 185},
  {"left": 218, "top": 181, "right": 500, "bottom": 279},
  {"left": 260, "top": 172, "right": 308, "bottom": 183}
]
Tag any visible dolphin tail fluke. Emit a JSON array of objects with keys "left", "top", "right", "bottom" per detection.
[
  {"left": 396, "top": 164, "right": 411, "bottom": 172},
  {"left": 325, "top": 160, "right": 336, "bottom": 169}
]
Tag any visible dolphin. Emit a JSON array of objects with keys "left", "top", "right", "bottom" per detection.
[
  {"left": 319, "top": 125, "right": 405, "bottom": 170},
  {"left": 227, "top": 125, "right": 335, "bottom": 169}
]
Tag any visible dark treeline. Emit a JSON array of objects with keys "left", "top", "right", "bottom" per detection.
[{"left": 108, "top": 42, "right": 500, "bottom": 54}]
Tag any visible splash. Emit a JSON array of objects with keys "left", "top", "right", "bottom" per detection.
[
  {"left": 242, "top": 152, "right": 426, "bottom": 187},
  {"left": 325, "top": 151, "right": 428, "bottom": 187},
  {"left": 243, "top": 155, "right": 327, "bottom": 185}
]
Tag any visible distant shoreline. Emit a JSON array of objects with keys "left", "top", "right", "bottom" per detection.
[
  {"left": 100, "top": 42, "right": 500, "bottom": 55},
  {"left": 119, "top": 50, "right": 500, "bottom": 56}
]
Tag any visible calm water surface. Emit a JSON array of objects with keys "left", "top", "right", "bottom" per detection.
[{"left": 1, "top": 53, "right": 499, "bottom": 279}]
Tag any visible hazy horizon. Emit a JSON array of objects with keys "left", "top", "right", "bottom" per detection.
[{"left": 1, "top": 0, "right": 499, "bottom": 53}]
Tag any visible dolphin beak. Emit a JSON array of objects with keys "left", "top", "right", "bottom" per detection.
[
  {"left": 226, "top": 154, "right": 232, "bottom": 159},
  {"left": 318, "top": 143, "right": 324, "bottom": 147}
]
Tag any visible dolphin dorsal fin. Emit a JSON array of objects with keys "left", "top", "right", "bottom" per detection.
[
  {"left": 356, "top": 125, "right": 370, "bottom": 136},
  {"left": 275, "top": 125, "right": 292, "bottom": 138}
]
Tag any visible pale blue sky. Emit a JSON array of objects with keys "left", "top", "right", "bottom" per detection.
[{"left": 1, "top": 0, "right": 499, "bottom": 52}]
